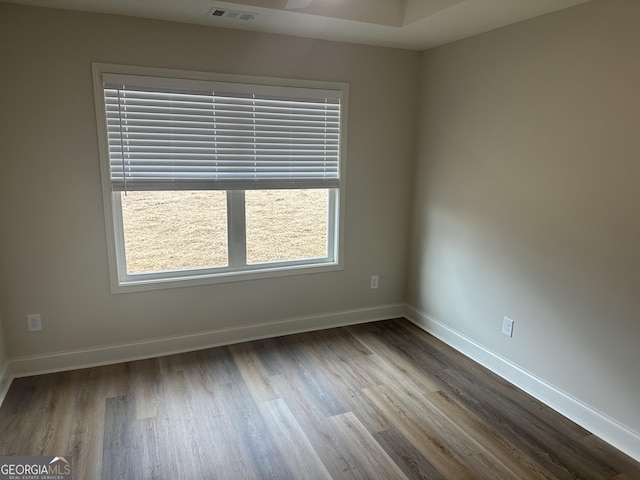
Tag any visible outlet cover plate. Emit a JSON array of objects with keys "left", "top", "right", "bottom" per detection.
[
  {"left": 502, "top": 316, "right": 514, "bottom": 337},
  {"left": 27, "top": 314, "right": 42, "bottom": 332}
]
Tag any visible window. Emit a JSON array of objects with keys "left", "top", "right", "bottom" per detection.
[{"left": 92, "top": 64, "right": 346, "bottom": 292}]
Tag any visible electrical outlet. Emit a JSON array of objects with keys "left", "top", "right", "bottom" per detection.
[
  {"left": 27, "top": 314, "right": 42, "bottom": 332},
  {"left": 370, "top": 275, "right": 379, "bottom": 289},
  {"left": 502, "top": 316, "right": 514, "bottom": 337}
]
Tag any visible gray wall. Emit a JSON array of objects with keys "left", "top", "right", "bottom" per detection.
[
  {"left": 0, "top": 309, "right": 6, "bottom": 370},
  {"left": 0, "top": 309, "right": 8, "bottom": 396},
  {"left": 0, "top": 3, "right": 419, "bottom": 358},
  {"left": 408, "top": 0, "right": 640, "bottom": 433}
]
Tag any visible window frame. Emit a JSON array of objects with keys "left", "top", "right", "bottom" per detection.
[{"left": 92, "top": 63, "right": 347, "bottom": 293}]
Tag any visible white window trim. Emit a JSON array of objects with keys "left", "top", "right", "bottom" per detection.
[{"left": 92, "top": 63, "right": 348, "bottom": 293}]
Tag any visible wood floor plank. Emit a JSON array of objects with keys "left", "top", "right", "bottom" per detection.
[
  {"left": 68, "top": 430, "right": 103, "bottom": 480},
  {"left": 245, "top": 337, "right": 285, "bottom": 377},
  {"left": 69, "top": 368, "right": 107, "bottom": 480},
  {"left": 98, "top": 362, "right": 132, "bottom": 399},
  {"left": 101, "top": 394, "right": 135, "bottom": 480},
  {"left": 327, "top": 412, "right": 410, "bottom": 479},
  {"left": 1, "top": 374, "right": 57, "bottom": 456},
  {"left": 0, "top": 318, "right": 638, "bottom": 479},
  {"left": 362, "top": 384, "right": 478, "bottom": 479},
  {"left": 298, "top": 332, "right": 392, "bottom": 433},
  {"left": 220, "top": 378, "right": 295, "bottom": 479},
  {"left": 0, "top": 376, "right": 37, "bottom": 414},
  {"left": 27, "top": 373, "right": 72, "bottom": 457},
  {"left": 441, "top": 366, "right": 619, "bottom": 480},
  {"left": 303, "top": 327, "right": 373, "bottom": 360},
  {"left": 581, "top": 434, "right": 640, "bottom": 478},
  {"left": 376, "top": 381, "right": 526, "bottom": 480},
  {"left": 132, "top": 416, "right": 178, "bottom": 480},
  {"left": 298, "top": 330, "right": 372, "bottom": 392},
  {"left": 257, "top": 398, "right": 333, "bottom": 479},
  {"left": 373, "top": 427, "right": 448, "bottom": 480},
  {"left": 259, "top": 338, "right": 349, "bottom": 418},
  {"left": 228, "top": 342, "right": 280, "bottom": 404},
  {"left": 270, "top": 372, "right": 367, "bottom": 479},
  {"left": 188, "top": 379, "right": 257, "bottom": 480},
  {"left": 0, "top": 412, "right": 29, "bottom": 455},
  {"left": 161, "top": 369, "right": 215, "bottom": 480},
  {"left": 423, "top": 389, "right": 556, "bottom": 480},
  {"left": 346, "top": 323, "right": 446, "bottom": 393},
  {"left": 130, "top": 358, "right": 163, "bottom": 420}
]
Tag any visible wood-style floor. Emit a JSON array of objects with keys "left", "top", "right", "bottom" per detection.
[{"left": 0, "top": 318, "right": 638, "bottom": 479}]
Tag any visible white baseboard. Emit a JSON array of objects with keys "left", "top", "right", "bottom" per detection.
[
  {"left": 0, "top": 361, "right": 11, "bottom": 406},
  {"left": 8, "top": 304, "right": 405, "bottom": 378},
  {"left": 404, "top": 304, "right": 640, "bottom": 464}
]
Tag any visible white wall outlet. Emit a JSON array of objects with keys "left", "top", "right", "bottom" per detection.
[
  {"left": 370, "top": 275, "right": 379, "bottom": 289},
  {"left": 502, "top": 316, "right": 514, "bottom": 337},
  {"left": 27, "top": 313, "right": 42, "bottom": 332}
]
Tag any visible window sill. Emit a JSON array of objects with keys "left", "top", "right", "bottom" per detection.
[{"left": 110, "top": 261, "right": 343, "bottom": 294}]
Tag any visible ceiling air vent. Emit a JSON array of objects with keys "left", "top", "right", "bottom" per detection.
[{"left": 208, "top": 8, "right": 258, "bottom": 21}]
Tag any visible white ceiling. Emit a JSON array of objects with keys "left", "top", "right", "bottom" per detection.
[{"left": 4, "top": 0, "right": 591, "bottom": 50}]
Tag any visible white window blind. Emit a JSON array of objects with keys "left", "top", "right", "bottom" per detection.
[{"left": 102, "top": 73, "right": 342, "bottom": 191}]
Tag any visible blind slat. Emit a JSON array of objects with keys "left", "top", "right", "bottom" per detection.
[{"left": 104, "top": 76, "right": 341, "bottom": 191}]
